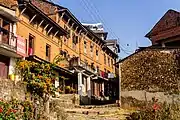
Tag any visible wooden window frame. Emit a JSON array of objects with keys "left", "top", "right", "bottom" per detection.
[{"left": 46, "top": 44, "right": 51, "bottom": 61}]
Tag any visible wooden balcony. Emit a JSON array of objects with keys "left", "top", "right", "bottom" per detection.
[
  {"left": 69, "top": 57, "right": 97, "bottom": 75},
  {"left": 0, "top": 27, "right": 17, "bottom": 50},
  {"left": 0, "top": 27, "right": 20, "bottom": 58}
]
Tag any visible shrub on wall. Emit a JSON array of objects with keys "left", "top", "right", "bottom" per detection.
[
  {"left": 16, "top": 60, "right": 57, "bottom": 115},
  {"left": 0, "top": 98, "right": 33, "bottom": 120}
]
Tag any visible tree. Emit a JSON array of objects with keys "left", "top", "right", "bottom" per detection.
[{"left": 16, "top": 60, "right": 56, "bottom": 115}]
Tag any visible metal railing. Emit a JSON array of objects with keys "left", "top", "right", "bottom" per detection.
[{"left": 0, "top": 27, "right": 17, "bottom": 51}]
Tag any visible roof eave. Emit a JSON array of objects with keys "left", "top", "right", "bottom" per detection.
[{"left": 28, "top": 2, "right": 68, "bottom": 36}]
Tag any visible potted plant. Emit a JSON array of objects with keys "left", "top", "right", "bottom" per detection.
[{"left": 65, "top": 86, "right": 71, "bottom": 94}]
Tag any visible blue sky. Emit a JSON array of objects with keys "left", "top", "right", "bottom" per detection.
[{"left": 52, "top": 0, "right": 180, "bottom": 58}]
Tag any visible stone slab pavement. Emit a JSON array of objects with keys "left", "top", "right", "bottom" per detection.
[{"left": 65, "top": 107, "right": 134, "bottom": 120}]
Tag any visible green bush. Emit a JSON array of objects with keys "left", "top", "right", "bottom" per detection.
[
  {"left": 0, "top": 98, "right": 33, "bottom": 120},
  {"left": 128, "top": 102, "right": 180, "bottom": 120}
]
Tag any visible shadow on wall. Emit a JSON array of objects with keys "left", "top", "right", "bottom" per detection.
[{"left": 80, "top": 95, "right": 117, "bottom": 105}]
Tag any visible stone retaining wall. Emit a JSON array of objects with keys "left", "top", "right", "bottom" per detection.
[
  {"left": 0, "top": 78, "right": 26, "bottom": 101},
  {"left": 121, "top": 90, "right": 179, "bottom": 104}
]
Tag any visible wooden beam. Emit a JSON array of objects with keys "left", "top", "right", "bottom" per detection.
[
  {"left": 85, "top": 32, "right": 88, "bottom": 36},
  {"left": 38, "top": 20, "right": 44, "bottom": 28},
  {"left": 29, "top": 14, "right": 37, "bottom": 23},
  {"left": 75, "top": 26, "right": 78, "bottom": 32},
  {"left": 67, "top": 19, "right": 71, "bottom": 25},
  {"left": 19, "top": 7, "right": 26, "bottom": 16},
  {"left": 71, "top": 23, "right": 74, "bottom": 29},
  {"left": 54, "top": 31, "right": 59, "bottom": 37},
  {"left": 61, "top": 12, "right": 65, "bottom": 19},
  {"left": 44, "top": 24, "right": 49, "bottom": 30},
  {"left": 92, "top": 37, "right": 95, "bottom": 41},
  {"left": 59, "top": 12, "right": 65, "bottom": 23},
  {"left": 78, "top": 30, "right": 82, "bottom": 35},
  {"left": 47, "top": 27, "right": 53, "bottom": 35}
]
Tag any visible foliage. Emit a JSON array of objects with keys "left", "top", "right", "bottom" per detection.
[
  {"left": 121, "top": 49, "right": 180, "bottom": 92},
  {"left": 127, "top": 102, "right": 180, "bottom": 120},
  {"left": 16, "top": 60, "right": 56, "bottom": 98},
  {"left": 0, "top": 98, "right": 33, "bottom": 120}
]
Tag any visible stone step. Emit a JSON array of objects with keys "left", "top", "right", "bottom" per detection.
[{"left": 76, "top": 104, "right": 118, "bottom": 109}]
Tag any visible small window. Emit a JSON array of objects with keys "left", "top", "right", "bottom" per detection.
[
  {"left": 96, "top": 50, "right": 99, "bottom": 61},
  {"left": 104, "top": 54, "right": 106, "bottom": 64},
  {"left": 111, "top": 59, "right": 114, "bottom": 68},
  {"left": 84, "top": 41, "right": 87, "bottom": 54},
  {"left": 28, "top": 34, "right": 35, "bottom": 55},
  {"left": 46, "top": 44, "right": 51, "bottom": 61},
  {"left": 96, "top": 50, "right": 98, "bottom": 56},
  {"left": 72, "top": 33, "right": 78, "bottom": 49},
  {"left": 108, "top": 57, "right": 110, "bottom": 66},
  {"left": 90, "top": 43, "right": 93, "bottom": 52},
  {"left": 84, "top": 41, "right": 87, "bottom": 48}
]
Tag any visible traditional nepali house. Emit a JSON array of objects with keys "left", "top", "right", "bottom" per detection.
[
  {"left": 15, "top": 0, "right": 76, "bottom": 97},
  {"left": 0, "top": 0, "right": 25, "bottom": 79},
  {"left": 0, "top": 0, "right": 120, "bottom": 105},
  {"left": 145, "top": 9, "right": 180, "bottom": 47}
]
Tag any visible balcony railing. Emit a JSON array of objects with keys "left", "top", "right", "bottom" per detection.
[
  {"left": 80, "top": 60, "right": 96, "bottom": 73},
  {"left": 70, "top": 57, "right": 116, "bottom": 79},
  {"left": 0, "top": 27, "right": 17, "bottom": 51},
  {"left": 98, "top": 70, "right": 108, "bottom": 79},
  {"left": 70, "top": 57, "right": 96, "bottom": 73}
]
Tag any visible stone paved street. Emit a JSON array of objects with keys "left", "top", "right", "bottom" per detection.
[{"left": 66, "top": 107, "right": 133, "bottom": 120}]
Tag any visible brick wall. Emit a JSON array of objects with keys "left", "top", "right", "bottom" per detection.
[{"left": 147, "top": 10, "right": 180, "bottom": 44}]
